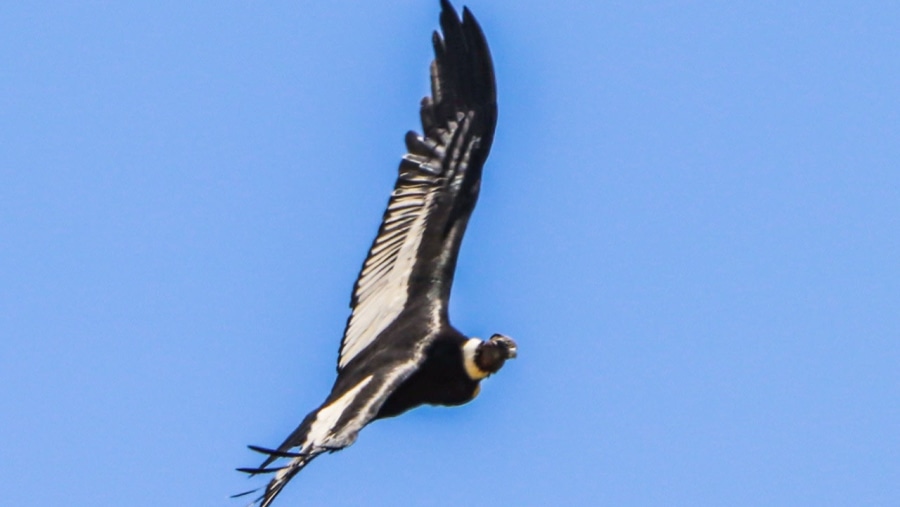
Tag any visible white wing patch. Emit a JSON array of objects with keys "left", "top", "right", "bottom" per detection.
[
  {"left": 301, "top": 374, "right": 374, "bottom": 450},
  {"left": 337, "top": 135, "right": 454, "bottom": 369},
  {"left": 338, "top": 114, "right": 477, "bottom": 370},
  {"left": 256, "top": 375, "right": 375, "bottom": 507},
  {"left": 302, "top": 359, "right": 422, "bottom": 456},
  {"left": 256, "top": 360, "right": 423, "bottom": 507},
  {"left": 338, "top": 183, "right": 436, "bottom": 369}
]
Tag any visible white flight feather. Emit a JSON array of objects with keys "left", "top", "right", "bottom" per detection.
[
  {"left": 302, "top": 374, "right": 374, "bottom": 451},
  {"left": 339, "top": 112, "right": 475, "bottom": 369},
  {"left": 338, "top": 177, "right": 437, "bottom": 369}
]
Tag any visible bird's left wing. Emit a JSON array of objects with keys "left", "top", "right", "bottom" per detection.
[
  {"left": 337, "top": 0, "right": 497, "bottom": 371},
  {"left": 237, "top": 356, "right": 421, "bottom": 507}
]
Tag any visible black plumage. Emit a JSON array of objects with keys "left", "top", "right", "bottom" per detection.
[
  {"left": 377, "top": 329, "right": 477, "bottom": 419},
  {"left": 236, "top": 2, "right": 516, "bottom": 505}
]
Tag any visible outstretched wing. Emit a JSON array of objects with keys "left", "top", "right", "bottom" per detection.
[
  {"left": 236, "top": 358, "right": 421, "bottom": 507},
  {"left": 337, "top": 0, "right": 497, "bottom": 371}
]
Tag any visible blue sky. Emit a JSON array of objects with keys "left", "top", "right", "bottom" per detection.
[{"left": 2, "top": 1, "right": 898, "bottom": 505}]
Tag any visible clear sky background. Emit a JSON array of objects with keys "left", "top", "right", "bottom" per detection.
[{"left": 2, "top": 1, "right": 898, "bottom": 506}]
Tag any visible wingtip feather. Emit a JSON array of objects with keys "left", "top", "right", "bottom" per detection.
[
  {"left": 236, "top": 466, "right": 287, "bottom": 475},
  {"left": 247, "top": 444, "right": 305, "bottom": 459},
  {"left": 230, "top": 487, "right": 261, "bottom": 499}
]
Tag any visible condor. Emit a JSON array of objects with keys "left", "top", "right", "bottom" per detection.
[{"left": 236, "top": 2, "right": 516, "bottom": 505}]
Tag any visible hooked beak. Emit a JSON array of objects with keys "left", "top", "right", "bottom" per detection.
[{"left": 492, "top": 334, "right": 517, "bottom": 359}]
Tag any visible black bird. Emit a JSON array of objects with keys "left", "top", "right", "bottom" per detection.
[{"left": 236, "top": 2, "right": 516, "bottom": 505}]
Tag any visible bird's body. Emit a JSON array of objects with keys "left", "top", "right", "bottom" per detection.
[
  {"left": 377, "top": 327, "right": 479, "bottom": 418},
  {"left": 236, "top": 2, "right": 516, "bottom": 505}
]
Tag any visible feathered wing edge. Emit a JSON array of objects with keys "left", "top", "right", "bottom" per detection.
[
  {"left": 236, "top": 361, "right": 421, "bottom": 507},
  {"left": 231, "top": 449, "right": 324, "bottom": 507},
  {"left": 335, "top": 0, "right": 497, "bottom": 371},
  {"left": 428, "top": 0, "right": 497, "bottom": 147}
]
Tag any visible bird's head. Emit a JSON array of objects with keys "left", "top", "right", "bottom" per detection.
[{"left": 462, "top": 334, "right": 517, "bottom": 380}]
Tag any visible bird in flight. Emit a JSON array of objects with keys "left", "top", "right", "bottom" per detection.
[{"left": 236, "top": 2, "right": 516, "bottom": 505}]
